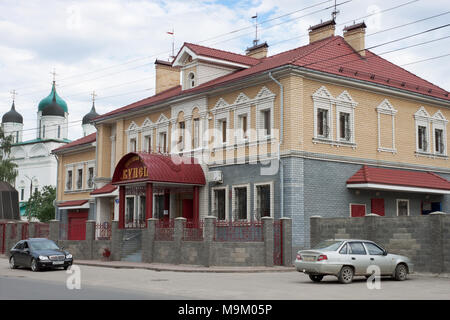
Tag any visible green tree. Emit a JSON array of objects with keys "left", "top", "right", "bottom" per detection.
[
  {"left": 27, "top": 185, "right": 56, "bottom": 222},
  {"left": 0, "top": 126, "right": 18, "bottom": 184}
]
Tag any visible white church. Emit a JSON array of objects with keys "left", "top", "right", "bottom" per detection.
[{"left": 1, "top": 81, "right": 98, "bottom": 219}]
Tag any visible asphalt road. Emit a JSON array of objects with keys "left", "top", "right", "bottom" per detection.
[{"left": 0, "top": 257, "right": 449, "bottom": 300}]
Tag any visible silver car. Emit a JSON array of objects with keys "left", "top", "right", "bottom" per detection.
[{"left": 295, "top": 239, "right": 413, "bottom": 284}]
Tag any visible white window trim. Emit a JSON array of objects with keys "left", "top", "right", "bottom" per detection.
[
  {"left": 156, "top": 119, "right": 169, "bottom": 153},
  {"left": 142, "top": 130, "right": 153, "bottom": 153},
  {"left": 211, "top": 186, "right": 229, "bottom": 221},
  {"left": 414, "top": 107, "right": 431, "bottom": 155},
  {"left": 86, "top": 165, "right": 95, "bottom": 190},
  {"left": 253, "top": 181, "right": 274, "bottom": 220},
  {"left": 313, "top": 86, "right": 334, "bottom": 142},
  {"left": 231, "top": 183, "right": 251, "bottom": 222},
  {"left": 431, "top": 111, "right": 448, "bottom": 157},
  {"left": 256, "top": 100, "right": 274, "bottom": 141},
  {"left": 234, "top": 107, "right": 251, "bottom": 144},
  {"left": 214, "top": 113, "right": 230, "bottom": 147},
  {"left": 396, "top": 199, "right": 410, "bottom": 217},
  {"left": 65, "top": 168, "right": 74, "bottom": 191},
  {"left": 75, "top": 164, "right": 84, "bottom": 191},
  {"left": 349, "top": 203, "right": 366, "bottom": 217},
  {"left": 335, "top": 92, "right": 356, "bottom": 144},
  {"left": 376, "top": 99, "right": 398, "bottom": 153}
]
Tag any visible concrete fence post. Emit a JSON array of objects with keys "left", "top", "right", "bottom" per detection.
[
  {"left": 280, "top": 217, "right": 292, "bottom": 267},
  {"left": 49, "top": 220, "right": 60, "bottom": 242},
  {"left": 28, "top": 221, "right": 37, "bottom": 238},
  {"left": 262, "top": 216, "right": 274, "bottom": 267},
  {"left": 85, "top": 220, "right": 96, "bottom": 260},
  {"left": 203, "top": 216, "right": 217, "bottom": 267},
  {"left": 174, "top": 217, "right": 186, "bottom": 265},
  {"left": 5, "top": 222, "right": 16, "bottom": 254},
  {"left": 364, "top": 214, "right": 380, "bottom": 242},
  {"left": 309, "top": 216, "right": 322, "bottom": 248},
  {"left": 429, "top": 213, "right": 444, "bottom": 273},
  {"left": 111, "top": 221, "right": 122, "bottom": 261},
  {"left": 142, "top": 218, "right": 157, "bottom": 263}
]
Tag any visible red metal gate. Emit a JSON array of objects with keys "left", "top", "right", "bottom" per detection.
[{"left": 273, "top": 220, "right": 283, "bottom": 266}]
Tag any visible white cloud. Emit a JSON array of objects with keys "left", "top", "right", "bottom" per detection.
[{"left": 0, "top": 0, "right": 449, "bottom": 140}]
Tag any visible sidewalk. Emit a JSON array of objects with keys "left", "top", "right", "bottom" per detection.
[{"left": 74, "top": 259, "right": 296, "bottom": 273}]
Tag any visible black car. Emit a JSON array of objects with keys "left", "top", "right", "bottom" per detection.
[{"left": 9, "top": 238, "right": 73, "bottom": 271}]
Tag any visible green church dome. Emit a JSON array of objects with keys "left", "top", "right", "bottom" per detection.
[{"left": 38, "top": 82, "right": 68, "bottom": 113}]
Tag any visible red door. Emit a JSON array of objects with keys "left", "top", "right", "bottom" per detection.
[
  {"left": 371, "top": 198, "right": 385, "bottom": 216},
  {"left": 350, "top": 204, "right": 366, "bottom": 217},
  {"left": 68, "top": 210, "right": 88, "bottom": 240},
  {"left": 182, "top": 199, "right": 193, "bottom": 221}
]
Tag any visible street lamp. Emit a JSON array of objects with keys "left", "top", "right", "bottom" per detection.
[{"left": 24, "top": 175, "right": 36, "bottom": 222}]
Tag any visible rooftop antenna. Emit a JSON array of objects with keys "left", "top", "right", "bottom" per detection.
[
  {"left": 167, "top": 28, "right": 175, "bottom": 60},
  {"left": 331, "top": 0, "right": 340, "bottom": 20},
  {"left": 252, "top": 13, "right": 258, "bottom": 46}
]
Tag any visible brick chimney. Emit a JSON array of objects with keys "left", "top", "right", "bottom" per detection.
[
  {"left": 343, "top": 22, "right": 367, "bottom": 56},
  {"left": 155, "top": 59, "right": 180, "bottom": 94},
  {"left": 309, "top": 19, "right": 336, "bottom": 43},
  {"left": 245, "top": 42, "right": 269, "bottom": 59}
]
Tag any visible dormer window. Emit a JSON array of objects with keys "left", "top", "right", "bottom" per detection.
[{"left": 188, "top": 72, "right": 195, "bottom": 88}]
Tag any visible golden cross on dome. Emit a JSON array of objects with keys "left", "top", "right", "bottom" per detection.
[
  {"left": 50, "top": 68, "right": 58, "bottom": 83},
  {"left": 10, "top": 89, "right": 18, "bottom": 102},
  {"left": 91, "top": 91, "right": 97, "bottom": 104}
]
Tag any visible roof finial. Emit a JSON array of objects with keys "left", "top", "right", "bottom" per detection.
[
  {"left": 252, "top": 13, "right": 258, "bottom": 46},
  {"left": 91, "top": 91, "right": 97, "bottom": 111},
  {"left": 10, "top": 89, "right": 18, "bottom": 103},
  {"left": 50, "top": 68, "right": 58, "bottom": 84}
]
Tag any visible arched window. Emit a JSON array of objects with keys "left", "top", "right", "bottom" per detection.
[{"left": 188, "top": 72, "right": 195, "bottom": 88}]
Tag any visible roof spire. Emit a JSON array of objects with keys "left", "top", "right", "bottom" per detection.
[
  {"left": 50, "top": 67, "right": 58, "bottom": 83},
  {"left": 91, "top": 91, "right": 97, "bottom": 111},
  {"left": 10, "top": 89, "right": 17, "bottom": 104}
]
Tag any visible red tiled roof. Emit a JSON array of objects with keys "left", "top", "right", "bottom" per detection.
[
  {"left": 90, "top": 183, "right": 117, "bottom": 195},
  {"left": 95, "top": 36, "right": 449, "bottom": 121},
  {"left": 347, "top": 165, "right": 450, "bottom": 191},
  {"left": 183, "top": 42, "right": 261, "bottom": 66},
  {"left": 112, "top": 152, "right": 206, "bottom": 185},
  {"left": 57, "top": 200, "right": 88, "bottom": 207},
  {"left": 52, "top": 133, "right": 96, "bottom": 153}
]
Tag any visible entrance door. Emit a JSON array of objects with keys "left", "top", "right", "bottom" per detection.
[
  {"left": 182, "top": 199, "right": 193, "bottom": 221},
  {"left": 350, "top": 204, "right": 366, "bottom": 217},
  {"left": 68, "top": 210, "right": 88, "bottom": 240}
]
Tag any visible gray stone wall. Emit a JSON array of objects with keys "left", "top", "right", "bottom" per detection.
[
  {"left": 284, "top": 157, "right": 449, "bottom": 251},
  {"left": 139, "top": 216, "right": 292, "bottom": 267},
  {"left": 310, "top": 214, "right": 450, "bottom": 273}
]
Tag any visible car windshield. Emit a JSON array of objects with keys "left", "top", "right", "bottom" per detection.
[
  {"left": 312, "top": 240, "right": 343, "bottom": 251},
  {"left": 29, "top": 240, "right": 60, "bottom": 251}
]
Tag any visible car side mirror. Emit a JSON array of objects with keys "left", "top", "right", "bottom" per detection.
[
  {"left": 383, "top": 250, "right": 388, "bottom": 256},
  {"left": 24, "top": 248, "right": 30, "bottom": 253}
]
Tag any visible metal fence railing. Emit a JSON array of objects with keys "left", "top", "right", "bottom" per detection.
[
  {"left": 155, "top": 219, "right": 175, "bottom": 241},
  {"left": 95, "top": 222, "right": 112, "bottom": 240},
  {"left": 214, "top": 220, "right": 263, "bottom": 242},
  {"left": 183, "top": 220, "right": 204, "bottom": 241}
]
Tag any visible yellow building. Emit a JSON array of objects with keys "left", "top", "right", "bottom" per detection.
[{"left": 53, "top": 20, "right": 450, "bottom": 251}]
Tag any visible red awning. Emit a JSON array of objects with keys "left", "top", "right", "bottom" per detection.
[
  {"left": 112, "top": 152, "right": 206, "bottom": 186},
  {"left": 347, "top": 165, "right": 450, "bottom": 194},
  {"left": 57, "top": 200, "right": 88, "bottom": 207},
  {"left": 90, "top": 183, "right": 117, "bottom": 195}
]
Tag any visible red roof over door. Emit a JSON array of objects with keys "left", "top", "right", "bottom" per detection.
[
  {"left": 347, "top": 165, "right": 450, "bottom": 193},
  {"left": 112, "top": 152, "right": 206, "bottom": 186}
]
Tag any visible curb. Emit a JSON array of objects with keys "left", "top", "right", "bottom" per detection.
[{"left": 74, "top": 260, "right": 296, "bottom": 273}]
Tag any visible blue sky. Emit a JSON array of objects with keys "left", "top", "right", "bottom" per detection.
[{"left": 0, "top": 0, "right": 449, "bottom": 140}]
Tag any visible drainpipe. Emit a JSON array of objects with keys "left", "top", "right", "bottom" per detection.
[{"left": 268, "top": 72, "right": 284, "bottom": 218}]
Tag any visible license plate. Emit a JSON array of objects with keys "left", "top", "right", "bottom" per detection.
[
  {"left": 53, "top": 261, "right": 64, "bottom": 265},
  {"left": 303, "top": 256, "right": 316, "bottom": 262}
]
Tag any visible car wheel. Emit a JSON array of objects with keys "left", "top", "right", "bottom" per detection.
[
  {"left": 338, "top": 266, "right": 354, "bottom": 284},
  {"left": 9, "top": 257, "right": 17, "bottom": 269},
  {"left": 30, "top": 258, "right": 39, "bottom": 272},
  {"left": 309, "top": 275, "right": 324, "bottom": 282},
  {"left": 394, "top": 264, "right": 408, "bottom": 281}
]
